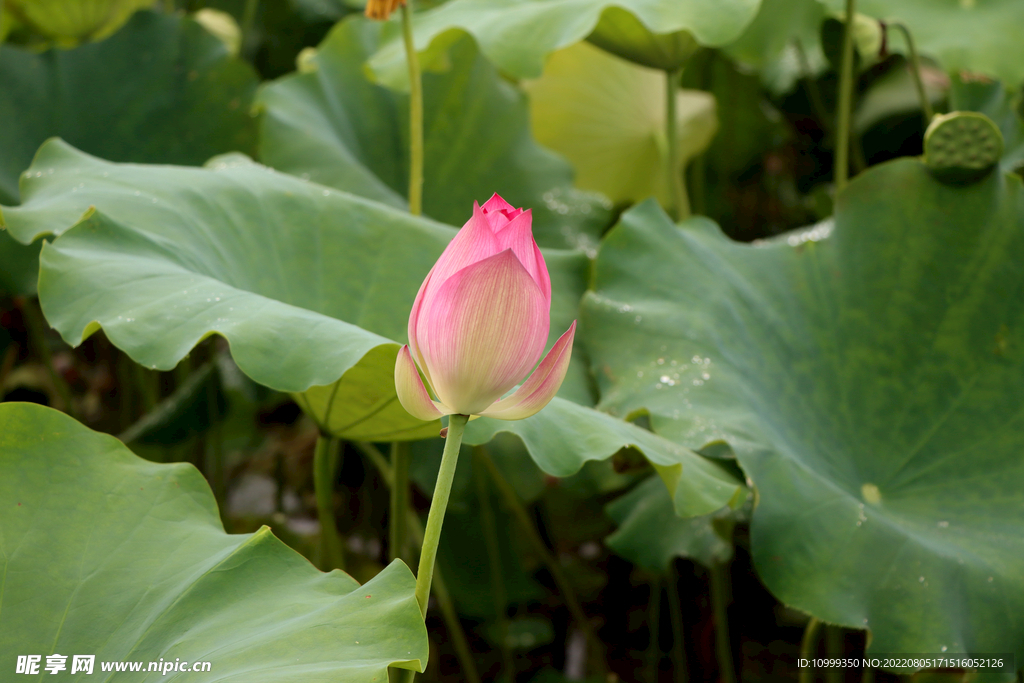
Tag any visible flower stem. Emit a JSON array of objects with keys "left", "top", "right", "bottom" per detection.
[
  {"left": 477, "top": 448, "right": 605, "bottom": 673},
  {"left": 18, "top": 297, "right": 76, "bottom": 418},
  {"left": 390, "top": 441, "right": 410, "bottom": 562},
  {"left": 890, "top": 22, "right": 933, "bottom": 123},
  {"left": 665, "top": 565, "right": 689, "bottom": 683},
  {"left": 473, "top": 447, "right": 514, "bottom": 680},
  {"left": 800, "top": 617, "right": 822, "bottom": 683},
  {"left": 710, "top": 562, "right": 736, "bottom": 683},
  {"left": 355, "top": 441, "right": 481, "bottom": 683},
  {"left": 665, "top": 67, "right": 687, "bottom": 220},
  {"left": 834, "top": 0, "right": 858, "bottom": 191},
  {"left": 313, "top": 433, "right": 345, "bottom": 571},
  {"left": 414, "top": 413, "right": 468, "bottom": 616},
  {"left": 400, "top": 2, "right": 424, "bottom": 217}
]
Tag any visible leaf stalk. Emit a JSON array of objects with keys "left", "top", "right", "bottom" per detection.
[
  {"left": 400, "top": 3, "right": 424, "bottom": 216},
  {"left": 313, "top": 433, "right": 346, "bottom": 571},
  {"left": 835, "top": 0, "right": 858, "bottom": 191}
]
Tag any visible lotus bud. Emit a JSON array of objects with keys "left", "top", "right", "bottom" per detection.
[{"left": 396, "top": 194, "right": 576, "bottom": 421}]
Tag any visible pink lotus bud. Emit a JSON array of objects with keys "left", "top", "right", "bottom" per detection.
[{"left": 396, "top": 194, "right": 576, "bottom": 421}]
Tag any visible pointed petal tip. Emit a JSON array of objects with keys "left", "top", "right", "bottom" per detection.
[
  {"left": 395, "top": 345, "right": 445, "bottom": 422},
  {"left": 478, "top": 322, "right": 576, "bottom": 421}
]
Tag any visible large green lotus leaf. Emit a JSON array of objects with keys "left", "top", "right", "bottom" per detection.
[
  {"left": 0, "top": 10, "right": 256, "bottom": 206},
  {"left": 949, "top": 77, "right": 1024, "bottom": 174},
  {"left": 5, "top": 0, "right": 153, "bottom": 41},
  {"left": 366, "top": 0, "right": 762, "bottom": 88},
  {"left": 584, "top": 6, "right": 698, "bottom": 71},
  {"left": 0, "top": 140, "right": 590, "bottom": 442},
  {"left": 524, "top": 42, "right": 717, "bottom": 216},
  {"left": 256, "top": 17, "right": 608, "bottom": 251},
  {"left": 0, "top": 401, "right": 428, "bottom": 679},
  {"left": 818, "top": 0, "right": 1024, "bottom": 88},
  {"left": 0, "top": 10, "right": 258, "bottom": 295},
  {"left": 466, "top": 396, "right": 744, "bottom": 518},
  {"left": 605, "top": 475, "right": 734, "bottom": 572},
  {"left": 722, "top": 0, "right": 827, "bottom": 94},
  {"left": 581, "top": 167, "right": 1024, "bottom": 664}
]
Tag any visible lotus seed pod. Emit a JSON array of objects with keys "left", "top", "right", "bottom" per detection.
[{"left": 924, "top": 111, "right": 1003, "bottom": 184}]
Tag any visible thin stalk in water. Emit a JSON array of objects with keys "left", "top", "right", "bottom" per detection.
[
  {"left": 240, "top": 0, "right": 259, "bottom": 58},
  {"left": 825, "top": 625, "right": 843, "bottom": 683},
  {"left": 648, "top": 579, "right": 663, "bottom": 681},
  {"left": 665, "top": 565, "right": 689, "bottom": 683},
  {"left": 665, "top": 67, "right": 687, "bottom": 220},
  {"left": 834, "top": 0, "right": 858, "bottom": 190},
  {"left": 390, "top": 441, "right": 410, "bottom": 562},
  {"left": 710, "top": 562, "right": 736, "bottom": 683},
  {"left": 313, "top": 433, "right": 345, "bottom": 571},
  {"left": 891, "top": 22, "right": 934, "bottom": 122},
  {"left": 473, "top": 447, "right": 513, "bottom": 680},
  {"left": 800, "top": 617, "right": 823, "bottom": 683},
  {"left": 400, "top": 3, "right": 424, "bottom": 216},
  {"left": 19, "top": 298, "right": 76, "bottom": 418},
  {"left": 477, "top": 448, "right": 606, "bottom": 674}
]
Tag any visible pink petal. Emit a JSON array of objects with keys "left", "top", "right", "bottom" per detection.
[
  {"left": 479, "top": 322, "right": 575, "bottom": 421},
  {"left": 394, "top": 345, "right": 448, "bottom": 421},
  {"left": 429, "top": 202, "right": 501, "bottom": 286},
  {"left": 406, "top": 268, "right": 435, "bottom": 389},
  {"left": 421, "top": 249, "right": 549, "bottom": 415},
  {"left": 494, "top": 209, "right": 550, "bottom": 305},
  {"left": 481, "top": 193, "right": 523, "bottom": 230},
  {"left": 482, "top": 193, "right": 518, "bottom": 217},
  {"left": 412, "top": 203, "right": 503, "bottom": 357}
]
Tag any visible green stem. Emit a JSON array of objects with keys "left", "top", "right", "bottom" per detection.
[
  {"left": 795, "top": 39, "right": 829, "bottom": 130},
  {"left": 665, "top": 566, "right": 688, "bottom": 683},
  {"left": 648, "top": 579, "right": 662, "bottom": 681},
  {"left": 665, "top": 68, "right": 687, "bottom": 220},
  {"left": 117, "top": 352, "right": 134, "bottom": 430},
  {"left": 132, "top": 363, "right": 159, "bottom": 412},
  {"left": 313, "top": 433, "right": 345, "bottom": 571},
  {"left": 400, "top": 3, "right": 424, "bottom": 217},
  {"left": 825, "top": 626, "right": 843, "bottom": 683},
  {"left": 205, "top": 371, "right": 225, "bottom": 509},
  {"left": 688, "top": 153, "right": 706, "bottom": 217},
  {"left": 240, "top": 0, "right": 259, "bottom": 58},
  {"left": 890, "top": 22, "right": 933, "bottom": 122},
  {"left": 355, "top": 441, "right": 481, "bottom": 683},
  {"left": 710, "top": 563, "right": 736, "bottom": 683},
  {"left": 834, "top": 0, "right": 858, "bottom": 191},
  {"left": 800, "top": 617, "right": 823, "bottom": 683},
  {"left": 19, "top": 298, "right": 76, "bottom": 418},
  {"left": 174, "top": 356, "right": 193, "bottom": 394},
  {"left": 414, "top": 414, "right": 468, "bottom": 616},
  {"left": 390, "top": 441, "right": 410, "bottom": 563},
  {"left": 473, "top": 447, "right": 513, "bottom": 681},
  {"left": 477, "top": 448, "right": 605, "bottom": 673},
  {"left": 427, "top": 562, "right": 481, "bottom": 683},
  {"left": 0, "top": 341, "right": 18, "bottom": 395}
]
